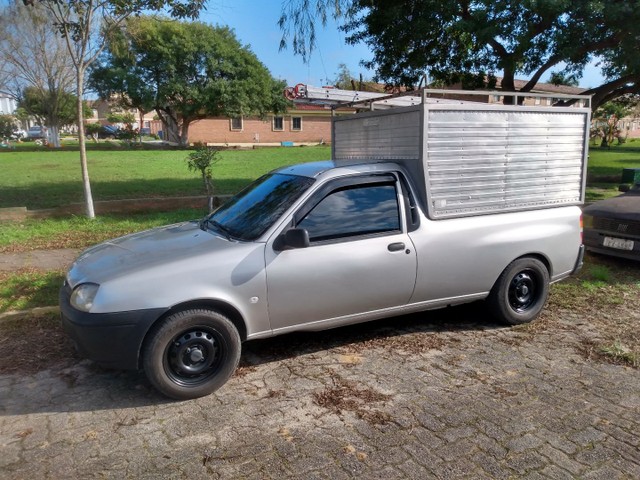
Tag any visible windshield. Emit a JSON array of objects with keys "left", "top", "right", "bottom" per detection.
[{"left": 205, "top": 173, "right": 314, "bottom": 241}]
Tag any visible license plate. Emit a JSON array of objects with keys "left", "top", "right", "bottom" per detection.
[{"left": 603, "top": 236, "right": 634, "bottom": 251}]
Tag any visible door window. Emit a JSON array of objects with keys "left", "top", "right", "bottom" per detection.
[{"left": 298, "top": 183, "right": 400, "bottom": 242}]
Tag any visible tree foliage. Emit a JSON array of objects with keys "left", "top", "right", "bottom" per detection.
[
  {"left": 280, "top": 0, "right": 640, "bottom": 109},
  {"left": 592, "top": 99, "right": 634, "bottom": 148},
  {"left": 548, "top": 71, "right": 580, "bottom": 87},
  {"left": 0, "top": 1, "right": 75, "bottom": 147},
  {"left": 18, "top": 87, "right": 92, "bottom": 127},
  {"left": 186, "top": 144, "right": 220, "bottom": 212},
  {"left": 90, "top": 17, "right": 288, "bottom": 146},
  {"left": 0, "top": 114, "right": 17, "bottom": 141},
  {"left": 25, "top": 0, "right": 206, "bottom": 218}
]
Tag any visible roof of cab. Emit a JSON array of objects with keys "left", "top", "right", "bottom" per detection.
[
  {"left": 274, "top": 160, "right": 336, "bottom": 178},
  {"left": 274, "top": 159, "right": 404, "bottom": 179}
]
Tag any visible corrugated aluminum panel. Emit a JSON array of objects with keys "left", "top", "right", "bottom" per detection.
[
  {"left": 331, "top": 104, "right": 588, "bottom": 219},
  {"left": 333, "top": 110, "right": 422, "bottom": 160},
  {"left": 425, "top": 110, "right": 588, "bottom": 218}
]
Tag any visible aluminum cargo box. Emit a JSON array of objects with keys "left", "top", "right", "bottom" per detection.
[{"left": 332, "top": 103, "right": 590, "bottom": 219}]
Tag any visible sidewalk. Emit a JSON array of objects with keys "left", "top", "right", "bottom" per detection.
[{"left": 0, "top": 248, "right": 80, "bottom": 272}]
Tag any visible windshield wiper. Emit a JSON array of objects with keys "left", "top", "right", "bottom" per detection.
[{"left": 204, "top": 219, "right": 233, "bottom": 241}]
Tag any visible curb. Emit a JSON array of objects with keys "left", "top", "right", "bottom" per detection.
[{"left": 0, "top": 306, "right": 59, "bottom": 323}]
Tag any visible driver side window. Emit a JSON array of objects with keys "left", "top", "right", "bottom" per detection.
[{"left": 298, "top": 182, "right": 400, "bottom": 242}]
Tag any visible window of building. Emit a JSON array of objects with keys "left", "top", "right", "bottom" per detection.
[
  {"left": 272, "top": 116, "right": 284, "bottom": 131},
  {"left": 534, "top": 97, "right": 541, "bottom": 105},
  {"left": 230, "top": 117, "right": 243, "bottom": 131},
  {"left": 291, "top": 117, "right": 302, "bottom": 131}
]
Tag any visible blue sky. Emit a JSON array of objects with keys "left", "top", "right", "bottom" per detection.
[
  {"left": 203, "top": 0, "right": 374, "bottom": 88},
  {"left": 203, "top": 0, "right": 606, "bottom": 90}
]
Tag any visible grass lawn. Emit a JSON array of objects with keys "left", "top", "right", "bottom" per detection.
[
  {"left": 0, "top": 145, "right": 331, "bottom": 209},
  {"left": 586, "top": 140, "right": 640, "bottom": 200},
  {"left": 0, "top": 141, "right": 639, "bottom": 253},
  {"left": 0, "top": 269, "right": 64, "bottom": 313},
  {"left": 587, "top": 139, "right": 640, "bottom": 178},
  {"left": 0, "top": 209, "right": 203, "bottom": 253}
]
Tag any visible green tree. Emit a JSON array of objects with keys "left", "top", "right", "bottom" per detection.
[
  {"left": 18, "top": 87, "right": 92, "bottom": 131},
  {"left": 548, "top": 72, "right": 580, "bottom": 87},
  {"left": 0, "top": 114, "right": 17, "bottom": 141},
  {"left": 334, "top": 63, "right": 355, "bottom": 89},
  {"left": 90, "top": 17, "right": 288, "bottom": 146},
  {"left": 279, "top": 1, "right": 640, "bottom": 109},
  {"left": 106, "top": 112, "right": 136, "bottom": 126},
  {"left": 186, "top": 145, "right": 220, "bottom": 213},
  {"left": 84, "top": 122, "right": 102, "bottom": 142},
  {"left": 26, "top": 0, "right": 205, "bottom": 219},
  {"left": 592, "top": 100, "right": 632, "bottom": 148},
  {"left": 0, "top": 1, "right": 75, "bottom": 148}
]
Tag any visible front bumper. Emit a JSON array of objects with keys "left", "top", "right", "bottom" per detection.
[{"left": 59, "top": 286, "right": 167, "bottom": 370}]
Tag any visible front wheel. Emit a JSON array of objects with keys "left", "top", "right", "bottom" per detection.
[
  {"left": 488, "top": 258, "right": 550, "bottom": 325},
  {"left": 143, "top": 309, "right": 241, "bottom": 400}
]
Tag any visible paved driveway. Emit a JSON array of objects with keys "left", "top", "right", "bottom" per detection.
[{"left": 1, "top": 303, "right": 639, "bottom": 479}]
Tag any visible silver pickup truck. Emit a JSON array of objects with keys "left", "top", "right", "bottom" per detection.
[{"left": 61, "top": 92, "right": 589, "bottom": 399}]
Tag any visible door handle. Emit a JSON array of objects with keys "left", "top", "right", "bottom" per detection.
[{"left": 388, "top": 242, "right": 405, "bottom": 252}]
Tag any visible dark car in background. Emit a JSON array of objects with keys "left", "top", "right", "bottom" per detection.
[
  {"left": 98, "top": 125, "right": 121, "bottom": 139},
  {"left": 583, "top": 184, "right": 640, "bottom": 261}
]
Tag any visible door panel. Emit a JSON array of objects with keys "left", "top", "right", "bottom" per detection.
[
  {"left": 265, "top": 176, "right": 417, "bottom": 331},
  {"left": 265, "top": 233, "right": 416, "bottom": 330}
]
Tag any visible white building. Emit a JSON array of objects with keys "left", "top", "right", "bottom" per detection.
[{"left": 0, "top": 96, "right": 17, "bottom": 115}]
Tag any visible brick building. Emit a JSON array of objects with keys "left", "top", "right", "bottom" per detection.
[{"left": 152, "top": 104, "right": 339, "bottom": 146}]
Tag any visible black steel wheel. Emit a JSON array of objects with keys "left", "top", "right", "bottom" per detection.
[
  {"left": 143, "top": 309, "right": 241, "bottom": 400},
  {"left": 488, "top": 258, "right": 550, "bottom": 325}
]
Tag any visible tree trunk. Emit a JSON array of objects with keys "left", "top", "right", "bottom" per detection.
[
  {"left": 139, "top": 110, "right": 145, "bottom": 144},
  {"left": 48, "top": 124, "right": 61, "bottom": 148},
  {"left": 77, "top": 67, "right": 96, "bottom": 219},
  {"left": 180, "top": 120, "right": 190, "bottom": 147},
  {"left": 163, "top": 113, "right": 181, "bottom": 144}
]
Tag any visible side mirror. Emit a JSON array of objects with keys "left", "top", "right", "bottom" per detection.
[{"left": 275, "top": 228, "right": 310, "bottom": 250}]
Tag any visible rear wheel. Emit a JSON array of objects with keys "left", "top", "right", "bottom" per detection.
[
  {"left": 143, "top": 309, "right": 241, "bottom": 400},
  {"left": 488, "top": 258, "right": 550, "bottom": 325}
]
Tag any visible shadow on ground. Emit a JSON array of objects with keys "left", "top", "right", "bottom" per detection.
[{"left": 0, "top": 302, "right": 504, "bottom": 415}]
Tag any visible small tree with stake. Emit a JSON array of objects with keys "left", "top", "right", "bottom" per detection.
[{"left": 186, "top": 145, "right": 220, "bottom": 213}]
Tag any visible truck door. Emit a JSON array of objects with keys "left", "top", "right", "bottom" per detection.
[{"left": 265, "top": 174, "right": 417, "bottom": 331}]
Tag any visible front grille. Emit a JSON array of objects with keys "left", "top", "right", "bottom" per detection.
[{"left": 593, "top": 217, "right": 640, "bottom": 237}]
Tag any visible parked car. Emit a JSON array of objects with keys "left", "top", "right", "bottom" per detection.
[
  {"left": 139, "top": 127, "right": 151, "bottom": 136},
  {"left": 98, "top": 125, "right": 121, "bottom": 139},
  {"left": 583, "top": 183, "right": 640, "bottom": 261},
  {"left": 27, "top": 125, "right": 47, "bottom": 139}
]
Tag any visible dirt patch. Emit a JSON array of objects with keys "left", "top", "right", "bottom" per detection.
[
  {"left": 505, "top": 254, "right": 640, "bottom": 368},
  {"left": 313, "top": 375, "right": 392, "bottom": 425},
  {"left": 0, "top": 311, "right": 78, "bottom": 374},
  {"left": 339, "top": 329, "right": 447, "bottom": 355},
  {"left": 0, "top": 249, "right": 79, "bottom": 271}
]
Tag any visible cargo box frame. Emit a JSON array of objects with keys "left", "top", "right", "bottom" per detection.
[{"left": 328, "top": 90, "right": 591, "bottom": 220}]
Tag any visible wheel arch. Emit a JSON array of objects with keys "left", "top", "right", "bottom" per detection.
[
  {"left": 513, "top": 252, "right": 552, "bottom": 277},
  {"left": 138, "top": 299, "right": 248, "bottom": 369}
]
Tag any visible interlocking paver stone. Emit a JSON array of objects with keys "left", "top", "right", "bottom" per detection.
[{"left": 1, "top": 308, "right": 639, "bottom": 479}]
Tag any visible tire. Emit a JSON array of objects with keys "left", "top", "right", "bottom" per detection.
[
  {"left": 142, "top": 309, "right": 241, "bottom": 400},
  {"left": 488, "top": 257, "right": 550, "bottom": 325}
]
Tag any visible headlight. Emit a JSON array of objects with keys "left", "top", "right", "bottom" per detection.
[{"left": 70, "top": 283, "right": 100, "bottom": 312}]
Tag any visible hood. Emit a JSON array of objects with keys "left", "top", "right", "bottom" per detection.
[
  {"left": 67, "top": 221, "right": 243, "bottom": 287},
  {"left": 583, "top": 191, "right": 640, "bottom": 222}
]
